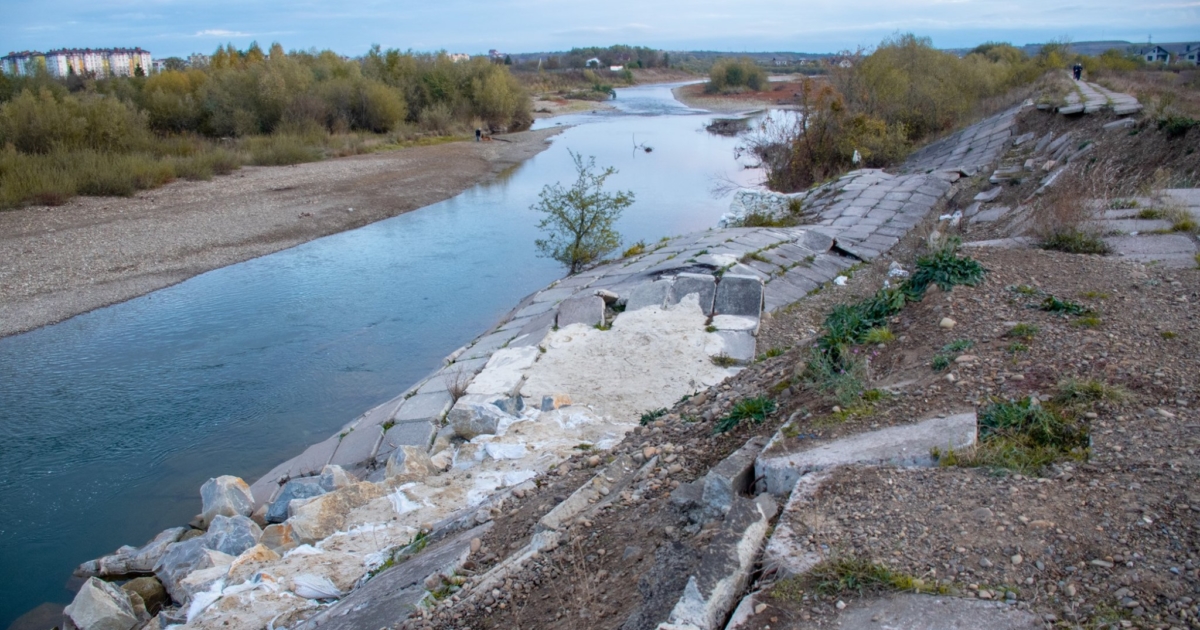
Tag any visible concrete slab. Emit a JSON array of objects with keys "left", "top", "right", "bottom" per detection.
[
  {"left": 327, "top": 421, "right": 384, "bottom": 468},
  {"left": 465, "top": 346, "right": 540, "bottom": 396},
  {"left": 249, "top": 435, "right": 341, "bottom": 506},
  {"left": 556, "top": 295, "right": 605, "bottom": 328},
  {"left": 669, "top": 272, "right": 717, "bottom": 315},
  {"left": 971, "top": 206, "right": 1010, "bottom": 223},
  {"left": 713, "top": 274, "right": 763, "bottom": 318},
  {"left": 393, "top": 391, "right": 453, "bottom": 422},
  {"left": 757, "top": 413, "right": 977, "bottom": 497},
  {"left": 713, "top": 330, "right": 756, "bottom": 365},
  {"left": 625, "top": 279, "right": 672, "bottom": 311},
  {"left": 294, "top": 524, "right": 491, "bottom": 630},
  {"left": 1106, "top": 234, "right": 1199, "bottom": 268},
  {"left": 663, "top": 494, "right": 778, "bottom": 630},
  {"left": 1092, "top": 218, "right": 1173, "bottom": 233},
  {"left": 829, "top": 594, "right": 1042, "bottom": 630},
  {"left": 461, "top": 330, "right": 512, "bottom": 361},
  {"left": 377, "top": 420, "right": 437, "bottom": 459}
]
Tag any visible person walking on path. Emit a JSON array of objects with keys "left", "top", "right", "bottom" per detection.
[{"left": 1072, "top": 63, "right": 1083, "bottom": 81}]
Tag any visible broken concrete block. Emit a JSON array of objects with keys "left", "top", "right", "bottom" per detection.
[
  {"left": 556, "top": 295, "right": 605, "bottom": 328},
  {"left": 757, "top": 412, "right": 977, "bottom": 496},
  {"left": 713, "top": 274, "right": 763, "bottom": 318},
  {"left": 668, "top": 273, "right": 716, "bottom": 315}
]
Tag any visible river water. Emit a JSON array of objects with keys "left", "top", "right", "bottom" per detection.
[{"left": 0, "top": 83, "right": 764, "bottom": 627}]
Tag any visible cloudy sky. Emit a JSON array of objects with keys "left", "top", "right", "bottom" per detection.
[{"left": 2, "top": 0, "right": 1197, "bottom": 58}]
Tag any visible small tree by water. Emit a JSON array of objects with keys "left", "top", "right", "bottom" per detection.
[{"left": 532, "top": 151, "right": 634, "bottom": 274}]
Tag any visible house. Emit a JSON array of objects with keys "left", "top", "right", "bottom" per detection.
[
  {"left": 609, "top": 65, "right": 623, "bottom": 71},
  {"left": 585, "top": 57, "right": 601, "bottom": 68},
  {"left": 4, "top": 47, "right": 154, "bottom": 78},
  {"left": 189, "top": 53, "right": 210, "bottom": 68},
  {"left": 1162, "top": 42, "right": 1200, "bottom": 65},
  {"left": 1137, "top": 45, "right": 1171, "bottom": 63},
  {"left": 448, "top": 53, "right": 470, "bottom": 63}
]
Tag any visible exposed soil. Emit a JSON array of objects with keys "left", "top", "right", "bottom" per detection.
[
  {"left": 672, "top": 80, "right": 806, "bottom": 113},
  {"left": 409, "top": 103, "right": 1200, "bottom": 630},
  {"left": 0, "top": 127, "right": 562, "bottom": 338}
]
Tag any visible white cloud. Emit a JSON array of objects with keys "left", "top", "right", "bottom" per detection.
[{"left": 194, "top": 29, "right": 249, "bottom": 37}]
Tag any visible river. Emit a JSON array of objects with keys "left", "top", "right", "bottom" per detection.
[{"left": 0, "top": 83, "right": 765, "bottom": 627}]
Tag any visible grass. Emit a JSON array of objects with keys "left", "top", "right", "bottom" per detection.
[
  {"left": 1110, "top": 198, "right": 1140, "bottom": 210},
  {"left": 740, "top": 251, "right": 770, "bottom": 264},
  {"left": 933, "top": 397, "right": 1090, "bottom": 475},
  {"left": 622, "top": 240, "right": 647, "bottom": 257},
  {"left": 931, "top": 339, "right": 972, "bottom": 372},
  {"left": 639, "top": 408, "right": 667, "bottom": 426},
  {"left": 756, "top": 346, "right": 787, "bottom": 361},
  {"left": 1078, "top": 290, "right": 1109, "bottom": 300},
  {"left": 1005, "top": 323, "right": 1039, "bottom": 339},
  {"left": 775, "top": 557, "right": 946, "bottom": 599},
  {"left": 1161, "top": 330, "right": 1178, "bottom": 339},
  {"left": 1009, "top": 284, "right": 1041, "bottom": 296},
  {"left": 1073, "top": 315, "right": 1103, "bottom": 328},
  {"left": 1136, "top": 208, "right": 1167, "bottom": 219},
  {"left": 1040, "top": 295, "right": 1093, "bottom": 316},
  {"left": 802, "top": 240, "right": 986, "bottom": 403},
  {"left": 1040, "top": 229, "right": 1112, "bottom": 255},
  {"left": 862, "top": 326, "right": 895, "bottom": 344},
  {"left": 1053, "top": 378, "right": 1128, "bottom": 408},
  {"left": 713, "top": 396, "right": 776, "bottom": 434},
  {"left": 711, "top": 353, "right": 740, "bottom": 367},
  {"left": 1006, "top": 342, "right": 1029, "bottom": 353}
]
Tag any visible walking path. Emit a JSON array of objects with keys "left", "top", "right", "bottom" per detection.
[{"left": 1056, "top": 74, "right": 1142, "bottom": 116}]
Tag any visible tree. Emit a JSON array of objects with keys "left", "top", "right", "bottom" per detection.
[{"left": 532, "top": 151, "right": 634, "bottom": 274}]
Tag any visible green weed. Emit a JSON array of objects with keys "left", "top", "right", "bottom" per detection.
[
  {"left": 1040, "top": 229, "right": 1111, "bottom": 255},
  {"left": 1078, "top": 290, "right": 1109, "bottom": 299},
  {"left": 1161, "top": 331, "right": 1178, "bottom": 339},
  {"left": 622, "top": 240, "right": 647, "bottom": 257},
  {"left": 1006, "top": 342, "right": 1029, "bottom": 353},
  {"left": 1053, "top": 378, "right": 1129, "bottom": 408},
  {"left": 713, "top": 396, "right": 776, "bottom": 434},
  {"left": 1073, "top": 315, "right": 1103, "bottom": 328},
  {"left": 1040, "top": 295, "right": 1093, "bottom": 315},
  {"left": 756, "top": 346, "right": 787, "bottom": 361},
  {"left": 1135, "top": 208, "right": 1166, "bottom": 219},
  {"left": 711, "top": 353, "right": 740, "bottom": 367},
  {"left": 863, "top": 327, "right": 895, "bottom": 344},
  {"left": 1005, "top": 323, "right": 1039, "bottom": 339},
  {"left": 934, "top": 397, "right": 1090, "bottom": 475},
  {"left": 639, "top": 408, "right": 667, "bottom": 426},
  {"left": 1009, "top": 284, "right": 1041, "bottom": 296}
]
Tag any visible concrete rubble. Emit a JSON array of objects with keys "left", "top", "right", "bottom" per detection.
[{"left": 66, "top": 98, "right": 1054, "bottom": 630}]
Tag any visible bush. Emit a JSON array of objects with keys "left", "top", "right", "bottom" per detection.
[
  {"left": 242, "top": 134, "right": 323, "bottom": 166},
  {"left": 707, "top": 58, "right": 767, "bottom": 93}
]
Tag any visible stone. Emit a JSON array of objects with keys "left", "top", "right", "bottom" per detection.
[
  {"left": 265, "top": 479, "right": 326, "bottom": 524},
  {"left": 153, "top": 538, "right": 234, "bottom": 605},
  {"left": 491, "top": 394, "right": 525, "bottom": 416},
  {"left": 204, "top": 514, "right": 262, "bottom": 557},
  {"left": 595, "top": 289, "right": 619, "bottom": 304},
  {"left": 625, "top": 279, "right": 672, "bottom": 311},
  {"left": 974, "top": 187, "right": 1003, "bottom": 202},
  {"left": 669, "top": 273, "right": 717, "bottom": 315},
  {"left": 318, "top": 465, "right": 355, "bottom": 491},
  {"left": 701, "top": 437, "right": 768, "bottom": 519},
  {"left": 76, "top": 527, "right": 186, "bottom": 578},
  {"left": 556, "top": 295, "right": 606, "bottom": 328},
  {"left": 121, "top": 577, "right": 167, "bottom": 617},
  {"left": 972, "top": 206, "right": 1010, "bottom": 223},
  {"left": 198, "top": 476, "right": 254, "bottom": 526},
  {"left": 386, "top": 445, "right": 435, "bottom": 480},
  {"left": 713, "top": 274, "right": 764, "bottom": 318},
  {"left": 63, "top": 577, "right": 140, "bottom": 630},
  {"left": 260, "top": 523, "right": 299, "bottom": 555},
  {"left": 758, "top": 413, "right": 978, "bottom": 496},
  {"left": 940, "top": 317, "right": 957, "bottom": 329},
  {"left": 833, "top": 594, "right": 1041, "bottom": 629},
  {"left": 448, "top": 403, "right": 514, "bottom": 440},
  {"left": 249, "top": 436, "right": 340, "bottom": 507},
  {"left": 288, "top": 482, "right": 387, "bottom": 544},
  {"left": 540, "top": 393, "right": 572, "bottom": 411}
]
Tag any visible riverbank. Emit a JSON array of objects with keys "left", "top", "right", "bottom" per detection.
[
  {"left": 672, "top": 79, "right": 804, "bottom": 113},
  {"left": 0, "top": 127, "right": 562, "bottom": 338}
]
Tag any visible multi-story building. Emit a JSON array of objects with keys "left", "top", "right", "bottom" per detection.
[
  {"left": 1, "top": 51, "right": 45, "bottom": 76},
  {"left": 1, "top": 47, "right": 152, "bottom": 77}
]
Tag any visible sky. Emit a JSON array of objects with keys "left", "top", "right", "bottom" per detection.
[{"left": 1, "top": 0, "right": 1197, "bottom": 58}]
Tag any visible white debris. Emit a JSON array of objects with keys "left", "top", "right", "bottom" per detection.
[{"left": 833, "top": 275, "right": 848, "bottom": 286}]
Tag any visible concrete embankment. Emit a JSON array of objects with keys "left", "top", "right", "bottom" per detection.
[{"left": 62, "top": 98, "right": 1028, "bottom": 630}]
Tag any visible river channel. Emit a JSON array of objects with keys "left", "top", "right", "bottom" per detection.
[{"left": 0, "top": 83, "right": 767, "bottom": 627}]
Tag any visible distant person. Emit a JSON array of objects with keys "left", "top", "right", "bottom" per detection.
[
  {"left": 475, "top": 128, "right": 482, "bottom": 142},
  {"left": 1072, "top": 63, "right": 1083, "bottom": 81}
]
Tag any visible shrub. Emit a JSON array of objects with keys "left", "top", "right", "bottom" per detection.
[
  {"left": 242, "top": 134, "right": 323, "bottom": 166},
  {"left": 1040, "top": 229, "right": 1111, "bottom": 254},
  {"left": 707, "top": 58, "right": 767, "bottom": 93}
]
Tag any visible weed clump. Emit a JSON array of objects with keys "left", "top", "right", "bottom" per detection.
[
  {"left": 713, "top": 396, "right": 776, "bottom": 434},
  {"left": 1040, "top": 295, "right": 1092, "bottom": 315},
  {"left": 1040, "top": 229, "right": 1112, "bottom": 255},
  {"left": 639, "top": 408, "right": 667, "bottom": 426},
  {"left": 934, "top": 397, "right": 1090, "bottom": 475}
]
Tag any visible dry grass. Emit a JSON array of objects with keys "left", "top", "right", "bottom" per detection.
[{"left": 1094, "top": 69, "right": 1200, "bottom": 119}]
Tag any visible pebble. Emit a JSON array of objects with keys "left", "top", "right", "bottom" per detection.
[
  {"left": 835, "top": 600, "right": 846, "bottom": 610},
  {"left": 470, "top": 538, "right": 482, "bottom": 553},
  {"left": 940, "top": 317, "right": 957, "bottom": 329},
  {"left": 980, "top": 557, "right": 994, "bottom": 568},
  {"left": 1011, "top": 554, "right": 1023, "bottom": 565}
]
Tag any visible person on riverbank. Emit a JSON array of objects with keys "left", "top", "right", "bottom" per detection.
[
  {"left": 476, "top": 128, "right": 482, "bottom": 142},
  {"left": 1072, "top": 63, "right": 1083, "bottom": 81}
]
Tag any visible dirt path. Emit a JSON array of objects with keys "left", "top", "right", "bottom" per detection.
[{"left": 0, "top": 127, "right": 562, "bottom": 338}]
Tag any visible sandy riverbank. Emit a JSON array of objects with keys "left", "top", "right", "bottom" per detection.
[
  {"left": 671, "top": 80, "right": 803, "bottom": 113},
  {"left": 0, "top": 127, "right": 563, "bottom": 338}
]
